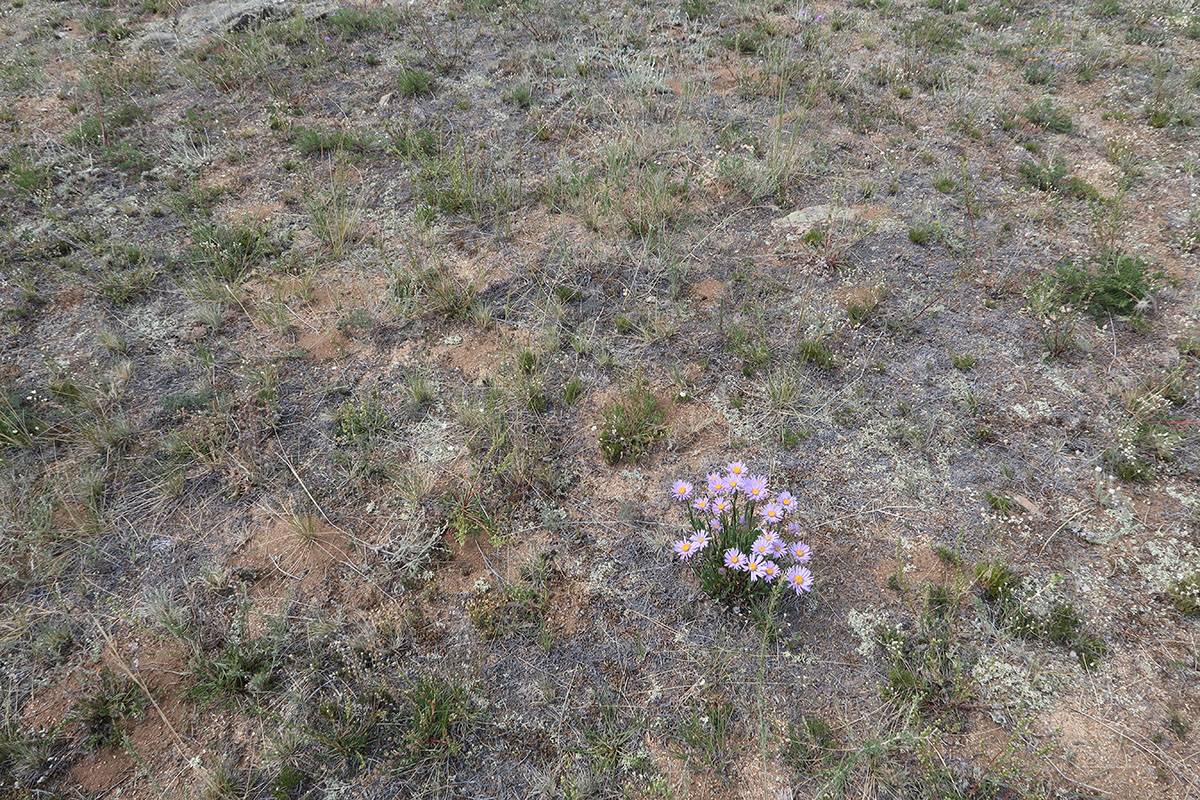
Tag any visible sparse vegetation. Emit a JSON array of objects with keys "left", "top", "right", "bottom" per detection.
[
  {"left": 1018, "top": 156, "right": 1100, "bottom": 200},
  {"left": 187, "top": 220, "right": 283, "bottom": 283},
  {"left": 334, "top": 389, "right": 390, "bottom": 444},
  {"left": 1054, "top": 250, "right": 1162, "bottom": 317},
  {"left": 71, "top": 668, "right": 146, "bottom": 749},
  {"left": 1167, "top": 573, "right": 1200, "bottom": 616},
  {"left": 1, "top": 0, "right": 1197, "bottom": 796},
  {"left": 398, "top": 68, "right": 434, "bottom": 98},
  {"left": 598, "top": 373, "right": 666, "bottom": 465}
]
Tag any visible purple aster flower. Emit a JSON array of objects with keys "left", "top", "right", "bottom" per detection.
[
  {"left": 723, "top": 548, "right": 746, "bottom": 570},
  {"left": 674, "top": 540, "right": 697, "bottom": 560},
  {"left": 785, "top": 521, "right": 801, "bottom": 538},
  {"left": 742, "top": 474, "right": 768, "bottom": 500},
  {"left": 709, "top": 517, "right": 723, "bottom": 532},
  {"left": 672, "top": 480, "right": 694, "bottom": 502},
  {"left": 789, "top": 541, "right": 812, "bottom": 563},
  {"left": 760, "top": 560, "right": 781, "bottom": 582},
  {"left": 751, "top": 536, "right": 774, "bottom": 558},
  {"left": 724, "top": 472, "right": 742, "bottom": 492},
  {"left": 711, "top": 497, "right": 730, "bottom": 515},
  {"left": 693, "top": 495, "right": 711, "bottom": 512},
  {"left": 746, "top": 554, "right": 766, "bottom": 580},
  {"left": 767, "top": 536, "right": 786, "bottom": 557},
  {"left": 785, "top": 565, "right": 813, "bottom": 594},
  {"left": 759, "top": 503, "right": 784, "bottom": 524},
  {"left": 690, "top": 530, "right": 711, "bottom": 550},
  {"left": 777, "top": 491, "right": 796, "bottom": 510},
  {"left": 707, "top": 472, "right": 723, "bottom": 494},
  {"left": 725, "top": 461, "right": 747, "bottom": 478}
]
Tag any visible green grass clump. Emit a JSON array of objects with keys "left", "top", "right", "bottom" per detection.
[
  {"left": 876, "top": 618, "right": 974, "bottom": 728},
  {"left": 96, "top": 245, "right": 158, "bottom": 306},
  {"left": 388, "top": 125, "right": 439, "bottom": 161},
  {"left": 904, "top": 14, "right": 964, "bottom": 53},
  {"left": 976, "top": 3, "right": 1016, "bottom": 28},
  {"left": 598, "top": 374, "right": 666, "bottom": 465},
  {"left": 294, "top": 125, "right": 376, "bottom": 157},
  {"left": 974, "top": 560, "right": 1019, "bottom": 604},
  {"left": 399, "top": 68, "right": 434, "bottom": 98},
  {"left": 1167, "top": 573, "right": 1200, "bottom": 616},
  {"left": 400, "top": 672, "right": 476, "bottom": 766},
  {"left": 908, "top": 223, "right": 935, "bottom": 245},
  {"left": 100, "top": 141, "right": 155, "bottom": 174},
  {"left": 0, "top": 728, "right": 64, "bottom": 789},
  {"left": 188, "top": 221, "right": 282, "bottom": 283},
  {"left": 984, "top": 490, "right": 1013, "bottom": 513},
  {"left": 505, "top": 85, "right": 533, "bottom": 109},
  {"left": 466, "top": 580, "right": 546, "bottom": 640},
  {"left": 582, "top": 702, "right": 640, "bottom": 774},
  {"left": 1088, "top": 0, "right": 1122, "bottom": 17},
  {"left": 71, "top": 668, "right": 146, "bottom": 749},
  {"left": 391, "top": 251, "right": 478, "bottom": 320},
  {"left": 1104, "top": 446, "right": 1155, "bottom": 482},
  {"left": 68, "top": 103, "right": 144, "bottom": 146},
  {"left": 0, "top": 393, "right": 48, "bottom": 449},
  {"left": 413, "top": 138, "right": 515, "bottom": 222},
  {"left": 949, "top": 353, "right": 975, "bottom": 371},
  {"left": 1055, "top": 250, "right": 1162, "bottom": 317},
  {"left": 931, "top": 544, "right": 961, "bottom": 565},
  {"left": 975, "top": 561, "right": 1107, "bottom": 669},
  {"left": 562, "top": 377, "right": 584, "bottom": 405},
  {"left": 334, "top": 390, "right": 390, "bottom": 444},
  {"left": 3, "top": 148, "right": 51, "bottom": 195},
  {"left": 798, "top": 339, "right": 837, "bottom": 370},
  {"left": 307, "top": 695, "right": 382, "bottom": 771},
  {"left": 1021, "top": 98, "right": 1074, "bottom": 133},
  {"left": 321, "top": 4, "right": 397, "bottom": 37},
  {"left": 1012, "top": 601, "right": 1109, "bottom": 670},
  {"left": 1018, "top": 157, "right": 1099, "bottom": 200},
  {"left": 187, "top": 633, "right": 284, "bottom": 707},
  {"left": 671, "top": 698, "right": 735, "bottom": 769},
  {"left": 719, "top": 24, "right": 773, "bottom": 55},
  {"left": 161, "top": 390, "right": 216, "bottom": 413},
  {"left": 781, "top": 716, "right": 838, "bottom": 774}
]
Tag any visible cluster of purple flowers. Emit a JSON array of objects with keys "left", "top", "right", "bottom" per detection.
[{"left": 670, "top": 462, "right": 813, "bottom": 599}]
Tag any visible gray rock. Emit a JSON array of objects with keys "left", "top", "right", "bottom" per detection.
[
  {"left": 176, "top": 0, "right": 291, "bottom": 39},
  {"left": 773, "top": 202, "right": 907, "bottom": 237},
  {"left": 130, "top": 30, "right": 178, "bottom": 52},
  {"left": 773, "top": 203, "right": 857, "bottom": 231}
]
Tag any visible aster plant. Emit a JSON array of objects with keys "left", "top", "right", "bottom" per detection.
[{"left": 670, "top": 462, "right": 813, "bottom": 604}]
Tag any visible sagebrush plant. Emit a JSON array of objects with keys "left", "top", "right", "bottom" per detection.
[{"left": 669, "top": 462, "right": 814, "bottom": 603}]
